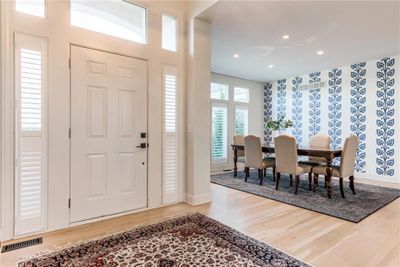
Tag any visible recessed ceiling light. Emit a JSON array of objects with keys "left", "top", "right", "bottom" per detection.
[
  {"left": 233, "top": 54, "right": 239, "bottom": 58},
  {"left": 317, "top": 50, "right": 324, "bottom": 55},
  {"left": 282, "top": 34, "right": 290, "bottom": 39},
  {"left": 268, "top": 64, "right": 274, "bottom": 69}
]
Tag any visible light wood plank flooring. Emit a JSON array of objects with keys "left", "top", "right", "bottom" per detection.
[{"left": 1, "top": 183, "right": 400, "bottom": 267}]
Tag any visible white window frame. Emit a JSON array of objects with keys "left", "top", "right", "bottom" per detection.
[
  {"left": 15, "top": 0, "right": 46, "bottom": 18},
  {"left": 70, "top": 0, "right": 148, "bottom": 44},
  {"left": 210, "top": 82, "right": 230, "bottom": 167},
  {"left": 234, "top": 86, "right": 250, "bottom": 103},
  {"left": 211, "top": 101, "right": 229, "bottom": 164},
  {"left": 211, "top": 82, "right": 229, "bottom": 101},
  {"left": 211, "top": 81, "right": 253, "bottom": 171},
  {"left": 162, "top": 64, "right": 179, "bottom": 204},
  {"left": 161, "top": 14, "right": 177, "bottom": 52},
  {"left": 234, "top": 104, "right": 249, "bottom": 136},
  {"left": 14, "top": 32, "right": 48, "bottom": 236}
]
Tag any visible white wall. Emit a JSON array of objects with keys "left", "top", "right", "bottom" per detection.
[
  {"left": 211, "top": 72, "right": 264, "bottom": 171},
  {"left": 1, "top": 0, "right": 188, "bottom": 241},
  {"left": 268, "top": 55, "right": 400, "bottom": 183},
  {"left": 185, "top": 17, "right": 212, "bottom": 205}
]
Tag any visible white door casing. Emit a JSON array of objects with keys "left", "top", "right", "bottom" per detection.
[{"left": 70, "top": 46, "right": 148, "bottom": 223}]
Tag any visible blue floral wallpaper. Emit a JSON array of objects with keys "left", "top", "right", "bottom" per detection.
[
  {"left": 376, "top": 58, "right": 396, "bottom": 176},
  {"left": 328, "top": 68, "right": 343, "bottom": 165},
  {"left": 277, "top": 79, "right": 287, "bottom": 119},
  {"left": 350, "top": 62, "right": 367, "bottom": 172},
  {"left": 291, "top": 77, "right": 303, "bottom": 143},
  {"left": 266, "top": 55, "right": 399, "bottom": 181},
  {"left": 309, "top": 72, "right": 321, "bottom": 137},
  {"left": 264, "top": 83, "right": 273, "bottom": 143}
]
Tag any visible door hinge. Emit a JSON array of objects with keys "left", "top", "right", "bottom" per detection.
[
  {"left": 68, "top": 198, "right": 71, "bottom": 208},
  {"left": 68, "top": 58, "right": 71, "bottom": 69},
  {"left": 68, "top": 128, "right": 71, "bottom": 138}
]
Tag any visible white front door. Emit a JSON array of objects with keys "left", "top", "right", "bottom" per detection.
[{"left": 70, "top": 46, "right": 147, "bottom": 223}]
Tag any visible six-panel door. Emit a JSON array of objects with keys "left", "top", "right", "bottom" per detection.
[{"left": 70, "top": 46, "right": 147, "bottom": 222}]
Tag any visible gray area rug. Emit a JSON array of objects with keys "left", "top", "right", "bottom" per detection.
[{"left": 211, "top": 170, "right": 400, "bottom": 223}]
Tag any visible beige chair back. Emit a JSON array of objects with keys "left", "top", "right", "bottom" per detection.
[
  {"left": 309, "top": 134, "right": 331, "bottom": 162},
  {"left": 244, "top": 135, "right": 263, "bottom": 169},
  {"left": 339, "top": 135, "right": 359, "bottom": 177},
  {"left": 274, "top": 134, "right": 298, "bottom": 174},
  {"left": 233, "top": 134, "right": 245, "bottom": 157}
]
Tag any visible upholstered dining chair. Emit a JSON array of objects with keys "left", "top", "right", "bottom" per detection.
[
  {"left": 233, "top": 134, "right": 246, "bottom": 173},
  {"left": 312, "top": 135, "right": 358, "bottom": 198},
  {"left": 244, "top": 135, "right": 275, "bottom": 185},
  {"left": 274, "top": 134, "right": 313, "bottom": 194},
  {"left": 299, "top": 134, "right": 331, "bottom": 188}
]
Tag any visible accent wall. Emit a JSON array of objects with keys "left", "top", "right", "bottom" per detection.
[{"left": 264, "top": 55, "right": 400, "bottom": 183}]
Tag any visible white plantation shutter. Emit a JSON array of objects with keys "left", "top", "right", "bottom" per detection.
[
  {"left": 15, "top": 33, "right": 47, "bottom": 235},
  {"left": 163, "top": 66, "right": 178, "bottom": 204},
  {"left": 235, "top": 106, "right": 249, "bottom": 135},
  {"left": 211, "top": 103, "right": 228, "bottom": 162}
]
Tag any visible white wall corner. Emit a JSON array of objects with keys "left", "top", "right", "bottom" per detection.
[
  {"left": 185, "top": 15, "right": 212, "bottom": 201},
  {"left": 185, "top": 193, "right": 212, "bottom": 205}
]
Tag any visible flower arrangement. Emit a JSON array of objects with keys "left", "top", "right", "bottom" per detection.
[{"left": 266, "top": 117, "right": 293, "bottom": 131}]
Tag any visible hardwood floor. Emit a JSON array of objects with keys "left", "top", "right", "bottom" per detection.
[{"left": 1, "top": 183, "right": 400, "bottom": 267}]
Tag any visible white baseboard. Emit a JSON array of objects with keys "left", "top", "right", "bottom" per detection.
[
  {"left": 355, "top": 172, "right": 400, "bottom": 184},
  {"left": 185, "top": 193, "right": 212, "bottom": 205}
]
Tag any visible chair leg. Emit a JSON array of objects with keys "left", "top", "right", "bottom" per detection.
[
  {"left": 349, "top": 175, "right": 356, "bottom": 194},
  {"left": 263, "top": 168, "right": 266, "bottom": 177},
  {"left": 275, "top": 172, "right": 281, "bottom": 190},
  {"left": 313, "top": 174, "right": 319, "bottom": 192},
  {"left": 259, "top": 169, "right": 263, "bottom": 185},
  {"left": 294, "top": 175, "right": 300, "bottom": 194},
  {"left": 314, "top": 174, "right": 319, "bottom": 187},
  {"left": 289, "top": 174, "right": 293, "bottom": 186},
  {"left": 339, "top": 178, "right": 345, "bottom": 198},
  {"left": 324, "top": 175, "right": 328, "bottom": 189},
  {"left": 308, "top": 173, "right": 312, "bottom": 190},
  {"left": 245, "top": 167, "right": 249, "bottom": 182},
  {"left": 272, "top": 166, "right": 276, "bottom": 181}
]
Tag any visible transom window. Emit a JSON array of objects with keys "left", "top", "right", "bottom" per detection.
[
  {"left": 16, "top": 0, "right": 45, "bottom": 18},
  {"left": 211, "top": 82, "right": 229, "bottom": 100},
  {"left": 162, "top": 14, "right": 177, "bottom": 52},
  {"left": 71, "top": 0, "right": 146, "bottom": 44},
  {"left": 234, "top": 87, "right": 249, "bottom": 103}
]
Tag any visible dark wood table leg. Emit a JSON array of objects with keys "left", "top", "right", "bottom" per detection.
[
  {"left": 233, "top": 147, "right": 238, "bottom": 177},
  {"left": 326, "top": 158, "right": 333, "bottom": 198}
]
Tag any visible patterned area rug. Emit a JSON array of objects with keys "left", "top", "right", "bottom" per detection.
[
  {"left": 18, "top": 213, "right": 309, "bottom": 267},
  {"left": 211, "top": 170, "right": 400, "bottom": 223}
]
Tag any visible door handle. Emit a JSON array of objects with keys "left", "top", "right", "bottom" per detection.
[{"left": 136, "top": 143, "right": 147, "bottom": 149}]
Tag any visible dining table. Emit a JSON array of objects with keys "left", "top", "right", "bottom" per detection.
[{"left": 231, "top": 143, "right": 342, "bottom": 198}]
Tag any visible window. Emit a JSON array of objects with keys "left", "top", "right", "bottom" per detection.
[
  {"left": 15, "top": 33, "right": 48, "bottom": 235},
  {"left": 211, "top": 104, "right": 228, "bottom": 162},
  {"left": 162, "top": 14, "right": 177, "bottom": 51},
  {"left": 163, "top": 65, "right": 178, "bottom": 204},
  {"left": 235, "top": 107, "right": 248, "bottom": 135},
  {"left": 16, "top": 0, "right": 45, "bottom": 18},
  {"left": 211, "top": 82, "right": 228, "bottom": 100},
  {"left": 210, "top": 81, "right": 252, "bottom": 168},
  {"left": 234, "top": 87, "right": 249, "bottom": 103},
  {"left": 71, "top": 0, "right": 146, "bottom": 43}
]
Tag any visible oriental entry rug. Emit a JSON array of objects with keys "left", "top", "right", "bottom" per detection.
[{"left": 18, "top": 213, "right": 309, "bottom": 267}]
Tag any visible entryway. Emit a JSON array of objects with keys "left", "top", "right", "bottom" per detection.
[{"left": 70, "top": 45, "right": 148, "bottom": 222}]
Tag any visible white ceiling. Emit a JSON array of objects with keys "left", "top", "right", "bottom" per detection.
[{"left": 198, "top": 1, "right": 400, "bottom": 82}]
